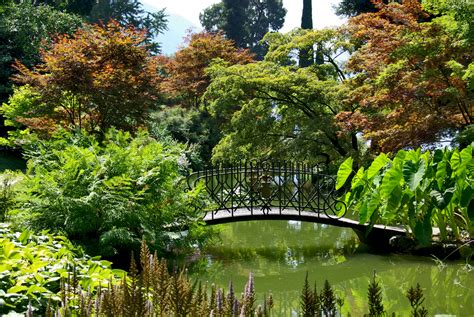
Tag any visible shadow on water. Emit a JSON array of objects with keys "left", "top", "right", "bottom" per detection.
[
  {"left": 192, "top": 220, "right": 474, "bottom": 316},
  {"left": 0, "top": 150, "right": 26, "bottom": 171}
]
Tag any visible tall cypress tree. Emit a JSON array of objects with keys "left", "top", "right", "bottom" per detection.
[
  {"left": 299, "top": 0, "right": 313, "bottom": 67},
  {"left": 301, "top": 0, "right": 312, "bottom": 29}
]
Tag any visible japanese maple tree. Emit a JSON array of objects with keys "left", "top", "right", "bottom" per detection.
[
  {"left": 338, "top": 0, "right": 473, "bottom": 151},
  {"left": 162, "top": 32, "right": 254, "bottom": 108},
  {"left": 5, "top": 21, "right": 163, "bottom": 135}
]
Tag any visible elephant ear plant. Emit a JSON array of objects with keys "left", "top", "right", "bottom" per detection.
[{"left": 336, "top": 146, "right": 473, "bottom": 246}]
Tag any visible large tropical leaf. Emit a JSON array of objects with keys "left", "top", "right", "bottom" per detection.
[
  {"left": 367, "top": 153, "right": 390, "bottom": 179},
  {"left": 336, "top": 157, "right": 353, "bottom": 190},
  {"left": 380, "top": 166, "right": 402, "bottom": 198},
  {"left": 402, "top": 160, "right": 426, "bottom": 191}
]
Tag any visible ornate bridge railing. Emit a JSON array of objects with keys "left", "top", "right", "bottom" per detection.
[{"left": 187, "top": 161, "right": 347, "bottom": 220}]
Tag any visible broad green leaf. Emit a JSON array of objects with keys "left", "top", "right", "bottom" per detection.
[
  {"left": 386, "top": 185, "right": 403, "bottom": 212},
  {"left": 450, "top": 149, "right": 461, "bottom": 175},
  {"left": 414, "top": 211, "right": 432, "bottom": 247},
  {"left": 403, "top": 160, "right": 426, "bottom": 191},
  {"left": 430, "top": 188, "right": 454, "bottom": 209},
  {"left": 351, "top": 167, "right": 365, "bottom": 190},
  {"left": 367, "top": 153, "right": 390, "bottom": 179},
  {"left": 380, "top": 166, "right": 403, "bottom": 198},
  {"left": 435, "top": 158, "right": 447, "bottom": 189},
  {"left": 358, "top": 201, "right": 369, "bottom": 224},
  {"left": 336, "top": 157, "right": 353, "bottom": 190},
  {"left": 460, "top": 185, "right": 473, "bottom": 208},
  {"left": 7, "top": 285, "right": 28, "bottom": 293},
  {"left": 366, "top": 192, "right": 380, "bottom": 222}
]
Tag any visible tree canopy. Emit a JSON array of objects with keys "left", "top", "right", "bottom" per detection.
[
  {"left": 204, "top": 29, "right": 355, "bottom": 164},
  {"left": 200, "top": 0, "right": 286, "bottom": 59},
  {"left": 3, "top": 21, "right": 162, "bottom": 137},
  {"left": 0, "top": 2, "right": 83, "bottom": 104},
  {"left": 161, "top": 32, "right": 254, "bottom": 108},
  {"left": 338, "top": 0, "right": 473, "bottom": 151}
]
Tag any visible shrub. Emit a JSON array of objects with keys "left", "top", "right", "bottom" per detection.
[
  {"left": 10, "top": 129, "right": 209, "bottom": 258},
  {"left": 0, "top": 224, "right": 124, "bottom": 315}
]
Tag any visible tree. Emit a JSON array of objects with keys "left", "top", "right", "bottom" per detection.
[
  {"left": 156, "top": 32, "right": 252, "bottom": 166},
  {"left": 200, "top": 0, "right": 286, "bottom": 59},
  {"left": 334, "top": 0, "right": 408, "bottom": 17},
  {"left": 222, "top": 0, "right": 249, "bottom": 48},
  {"left": 0, "top": 2, "right": 82, "bottom": 104},
  {"left": 22, "top": 0, "right": 168, "bottom": 54},
  {"left": 3, "top": 21, "right": 162, "bottom": 137},
  {"left": 337, "top": 0, "right": 473, "bottom": 151},
  {"left": 88, "top": 0, "right": 167, "bottom": 53},
  {"left": 334, "top": 0, "right": 378, "bottom": 17},
  {"left": 204, "top": 29, "right": 356, "bottom": 164},
  {"left": 301, "top": 0, "right": 313, "bottom": 29},
  {"left": 162, "top": 32, "right": 254, "bottom": 108},
  {"left": 299, "top": 0, "right": 313, "bottom": 68}
]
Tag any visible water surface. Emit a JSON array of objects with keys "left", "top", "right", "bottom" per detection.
[{"left": 194, "top": 220, "right": 474, "bottom": 316}]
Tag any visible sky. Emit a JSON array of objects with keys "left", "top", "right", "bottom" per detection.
[{"left": 142, "top": 0, "right": 346, "bottom": 32}]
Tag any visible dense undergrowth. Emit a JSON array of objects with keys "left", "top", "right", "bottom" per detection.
[
  {"left": 2, "top": 129, "right": 211, "bottom": 261},
  {"left": 0, "top": 224, "right": 124, "bottom": 315}
]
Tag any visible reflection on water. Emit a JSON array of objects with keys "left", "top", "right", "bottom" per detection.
[{"left": 193, "top": 221, "right": 474, "bottom": 316}]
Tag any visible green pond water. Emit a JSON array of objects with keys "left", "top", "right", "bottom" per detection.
[{"left": 194, "top": 220, "right": 474, "bottom": 316}]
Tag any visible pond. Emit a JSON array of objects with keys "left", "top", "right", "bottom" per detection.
[{"left": 193, "top": 220, "right": 474, "bottom": 316}]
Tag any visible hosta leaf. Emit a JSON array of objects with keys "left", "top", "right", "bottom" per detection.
[
  {"left": 367, "top": 153, "right": 390, "bottom": 179},
  {"left": 336, "top": 157, "right": 353, "bottom": 190}
]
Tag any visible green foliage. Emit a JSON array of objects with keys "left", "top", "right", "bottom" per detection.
[
  {"left": 0, "top": 224, "right": 124, "bottom": 315},
  {"left": 0, "top": 171, "right": 20, "bottom": 222},
  {"left": 148, "top": 106, "right": 221, "bottom": 170},
  {"left": 200, "top": 0, "right": 286, "bottom": 59},
  {"left": 406, "top": 283, "right": 428, "bottom": 317},
  {"left": 337, "top": 146, "right": 474, "bottom": 245},
  {"left": 0, "top": 2, "right": 83, "bottom": 103},
  {"left": 366, "top": 272, "right": 385, "bottom": 317},
  {"left": 88, "top": 0, "right": 168, "bottom": 54},
  {"left": 11, "top": 129, "right": 209, "bottom": 258},
  {"left": 336, "top": 157, "right": 353, "bottom": 190},
  {"left": 204, "top": 29, "right": 355, "bottom": 164},
  {"left": 335, "top": 0, "right": 377, "bottom": 17}
]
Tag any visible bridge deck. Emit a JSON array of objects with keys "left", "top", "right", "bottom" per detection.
[{"left": 203, "top": 208, "right": 407, "bottom": 235}]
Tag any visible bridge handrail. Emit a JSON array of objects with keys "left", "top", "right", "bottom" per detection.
[{"left": 186, "top": 161, "right": 347, "bottom": 220}]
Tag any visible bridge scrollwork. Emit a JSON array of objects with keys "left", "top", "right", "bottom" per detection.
[{"left": 187, "top": 161, "right": 347, "bottom": 220}]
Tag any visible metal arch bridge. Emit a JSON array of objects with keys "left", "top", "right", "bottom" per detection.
[{"left": 186, "top": 162, "right": 406, "bottom": 248}]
